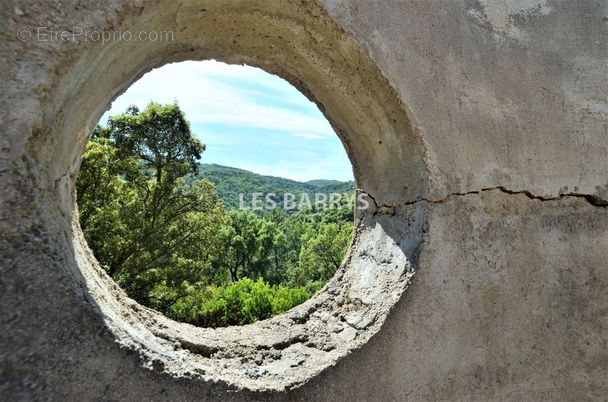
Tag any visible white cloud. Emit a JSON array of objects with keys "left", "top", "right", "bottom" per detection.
[
  {"left": 292, "top": 132, "right": 326, "bottom": 140},
  {"left": 104, "top": 60, "right": 334, "bottom": 137}
]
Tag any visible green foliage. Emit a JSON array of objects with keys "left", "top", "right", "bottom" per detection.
[
  {"left": 107, "top": 102, "right": 204, "bottom": 184},
  {"left": 211, "top": 208, "right": 353, "bottom": 289},
  {"left": 291, "top": 221, "right": 353, "bottom": 286},
  {"left": 78, "top": 103, "right": 225, "bottom": 304},
  {"left": 77, "top": 102, "right": 355, "bottom": 328},
  {"left": 162, "top": 278, "right": 314, "bottom": 327}
]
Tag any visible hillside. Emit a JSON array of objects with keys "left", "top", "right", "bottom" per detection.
[
  {"left": 195, "top": 163, "right": 355, "bottom": 210},
  {"left": 305, "top": 179, "right": 342, "bottom": 187}
]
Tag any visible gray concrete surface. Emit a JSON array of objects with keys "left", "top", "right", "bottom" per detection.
[{"left": 1, "top": 0, "right": 607, "bottom": 400}]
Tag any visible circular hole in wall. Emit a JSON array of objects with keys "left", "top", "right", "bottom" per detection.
[{"left": 43, "top": 1, "right": 429, "bottom": 391}]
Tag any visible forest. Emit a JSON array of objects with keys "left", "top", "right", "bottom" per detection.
[{"left": 77, "top": 102, "right": 354, "bottom": 327}]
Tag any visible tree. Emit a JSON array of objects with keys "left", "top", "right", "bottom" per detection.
[
  {"left": 106, "top": 102, "right": 204, "bottom": 185},
  {"left": 76, "top": 135, "right": 140, "bottom": 270},
  {"left": 215, "top": 210, "right": 266, "bottom": 282},
  {"left": 82, "top": 103, "right": 207, "bottom": 276},
  {"left": 262, "top": 210, "right": 290, "bottom": 284},
  {"left": 77, "top": 103, "right": 225, "bottom": 305},
  {"left": 291, "top": 221, "right": 353, "bottom": 286}
]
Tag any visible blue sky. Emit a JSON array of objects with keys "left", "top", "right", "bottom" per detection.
[{"left": 101, "top": 60, "right": 354, "bottom": 182}]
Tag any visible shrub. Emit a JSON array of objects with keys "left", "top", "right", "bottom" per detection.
[{"left": 162, "top": 278, "right": 315, "bottom": 328}]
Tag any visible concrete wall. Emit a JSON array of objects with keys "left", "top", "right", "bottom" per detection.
[{"left": 1, "top": 0, "right": 606, "bottom": 400}]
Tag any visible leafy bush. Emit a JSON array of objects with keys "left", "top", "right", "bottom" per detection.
[{"left": 162, "top": 278, "right": 315, "bottom": 328}]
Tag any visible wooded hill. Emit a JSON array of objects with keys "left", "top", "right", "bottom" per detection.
[{"left": 195, "top": 163, "right": 355, "bottom": 210}]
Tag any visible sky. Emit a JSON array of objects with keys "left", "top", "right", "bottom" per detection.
[{"left": 101, "top": 60, "right": 354, "bottom": 182}]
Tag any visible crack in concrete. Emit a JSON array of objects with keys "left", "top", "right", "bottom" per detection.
[
  {"left": 363, "top": 186, "right": 607, "bottom": 214},
  {"left": 413, "top": 186, "right": 608, "bottom": 207}
]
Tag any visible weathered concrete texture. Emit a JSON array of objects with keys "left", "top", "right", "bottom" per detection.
[
  {"left": 324, "top": 0, "right": 608, "bottom": 202},
  {"left": 1, "top": 0, "right": 607, "bottom": 400}
]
